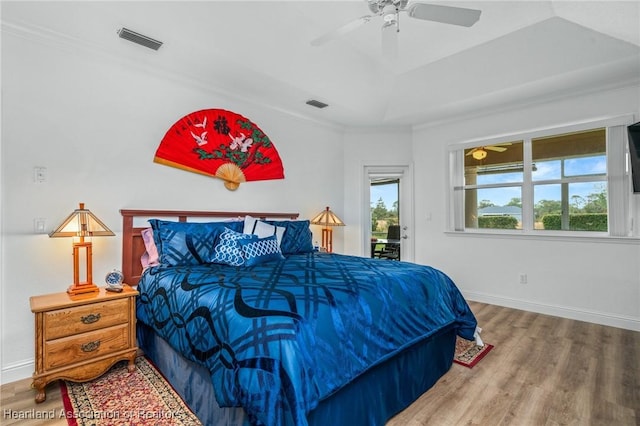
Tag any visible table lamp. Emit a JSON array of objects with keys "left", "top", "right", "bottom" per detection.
[
  {"left": 310, "top": 206, "right": 345, "bottom": 253},
  {"left": 49, "top": 203, "right": 115, "bottom": 295}
]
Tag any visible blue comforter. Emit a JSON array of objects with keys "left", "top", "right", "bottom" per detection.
[{"left": 136, "top": 252, "right": 476, "bottom": 426}]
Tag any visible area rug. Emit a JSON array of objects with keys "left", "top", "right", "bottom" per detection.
[
  {"left": 60, "top": 357, "right": 202, "bottom": 426},
  {"left": 453, "top": 336, "right": 494, "bottom": 368}
]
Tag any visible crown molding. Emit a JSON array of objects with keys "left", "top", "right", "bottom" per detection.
[{"left": 1, "top": 18, "right": 345, "bottom": 132}]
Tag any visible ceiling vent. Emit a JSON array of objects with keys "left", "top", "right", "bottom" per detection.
[
  {"left": 118, "top": 28, "right": 163, "bottom": 51},
  {"left": 306, "top": 99, "right": 329, "bottom": 109}
]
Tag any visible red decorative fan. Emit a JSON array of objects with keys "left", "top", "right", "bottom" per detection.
[{"left": 154, "top": 109, "right": 285, "bottom": 190}]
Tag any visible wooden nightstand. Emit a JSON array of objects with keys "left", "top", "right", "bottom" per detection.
[{"left": 30, "top": 285, "right": 138, "bottom": 403}]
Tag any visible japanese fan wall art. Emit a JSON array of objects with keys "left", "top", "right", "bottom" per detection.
[{"left": 154, "top": 109, "right": 284, "bottom": 190}]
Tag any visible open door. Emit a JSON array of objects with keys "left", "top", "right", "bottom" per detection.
[
  {"left": 364, "top": 165, "right": 413, "bottom": 262},
  {"left": 370, "top": 178, "right": 400, "bottom": 259}
]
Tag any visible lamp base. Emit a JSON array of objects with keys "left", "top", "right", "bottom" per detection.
[
  {"left": 321, "top": 228, "right": 333, "bottom": 253},
  {"left": 67, "top": 283, "right": 100, "bottom": 296}
]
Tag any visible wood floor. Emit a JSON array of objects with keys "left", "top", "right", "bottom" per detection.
[{"left": 2, "top": 302, "right": 638, "bottom": 425}]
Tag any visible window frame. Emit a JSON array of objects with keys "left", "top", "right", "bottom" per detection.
[{"left": 447, "top": 115, "right": 638, "bottom": 241}]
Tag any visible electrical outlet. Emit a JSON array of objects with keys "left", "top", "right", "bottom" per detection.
[{"left": 519, "top": 273, "right": 527, "bottom": 284}]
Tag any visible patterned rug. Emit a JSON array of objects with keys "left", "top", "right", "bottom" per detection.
[
  {"left": 60, "top": 357, "right": 202, "bottom": 426},
  {"left": 453, "top": 336, "right": 494, "bottom": 368}
]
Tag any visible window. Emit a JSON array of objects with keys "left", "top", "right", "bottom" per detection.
[
  {"left": 462, "top": 140, "right": 524, "bottom": 230},
  {"left": 531, "top": 129, "right": 607, "bottom": 231},
  {"left": 448, "top": 118, "right": 635, "bottom": 237}
]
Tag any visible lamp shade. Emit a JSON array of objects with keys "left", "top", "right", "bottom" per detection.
[
  {"left": 49, "top": 203, "right": 115, "bottom": 238},
  {"left": 310, "top": 206, "right": 345, "bottom": 228}
]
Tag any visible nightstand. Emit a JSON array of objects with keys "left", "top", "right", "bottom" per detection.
[{"left": 30, "top": 285, "right": 138, "bottom": 403}]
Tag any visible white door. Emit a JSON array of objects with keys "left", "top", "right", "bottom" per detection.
[{"left": 363, "top": 165, "right": 414, "bottom": 262}]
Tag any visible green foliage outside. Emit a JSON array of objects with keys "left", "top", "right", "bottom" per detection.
[
  {"left": 478, "top": 186, "right": 608, "bottom": 231},
  {"left": 478, "top": 216, "right": 518, "bottom": 229},
  {"left": 536, "top": 185, "right": 607, "bottom": 231},
  {"left": 371, "top": 197, "right": 398, "bottom": 238},
  {"left": 541, "top": 213, "right": 608, "bottom": 231}
]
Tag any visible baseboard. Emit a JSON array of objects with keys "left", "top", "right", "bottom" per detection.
[
  {"left": 1, "top": 359, "right": 33, "bottom": 385},
  {"left": 463, "top": 290, "right": 640, "bottom": 332}
]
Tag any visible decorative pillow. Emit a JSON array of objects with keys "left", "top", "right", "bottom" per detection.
[
  {"left": 239, "top": 234, "right": 285, "bottom": 267},
  {"left": 149, "top": 219, "right": 243, "bottom": 266},
  {"left": 210, "top": 227, "right": 258, "bottom": 266},
  {"left": 266, "top": 220, "right": 314, "bottom": 254},
  {"left": 243, "top": 215, "right": 285, "bottom": 247},
  {"left": 140, "top": 228, "right": 160, "bottom": 269}
]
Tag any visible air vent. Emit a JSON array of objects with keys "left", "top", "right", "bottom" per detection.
[
  {"left": 118, "top": 28, "right": 163, "bottom": 51},
  {"left": 306, "top": 99, "right": 329, "bottom": 109}
]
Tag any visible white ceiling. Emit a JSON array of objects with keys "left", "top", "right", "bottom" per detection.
[{"left": 3, "top": 1, "right": 640, "bottom": 128}]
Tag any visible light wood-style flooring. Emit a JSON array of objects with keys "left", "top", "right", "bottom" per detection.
[
  {"left": 2, "top": 302, "right": 638, "bottom": 425},
  {"left": 388, "top": 301, "right": 640, "bottom": 425}
]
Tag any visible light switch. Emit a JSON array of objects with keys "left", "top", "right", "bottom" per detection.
[{"left": 34, "top": 218, "right": 46, "bottom": 234}]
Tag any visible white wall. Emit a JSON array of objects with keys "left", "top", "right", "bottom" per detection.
[
  {"left": 412, "top": 85, "right": 640, "bottom": 331},
  {"left": 1, "top": 29, "right": 344, "bottom": 383},
  {"left": 341, "top": 127, "right": 413, "bottom": 256}
]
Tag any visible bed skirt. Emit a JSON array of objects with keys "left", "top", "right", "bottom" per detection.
[{"left": 137, "top": 322, "right": 456, "bottom": 426}]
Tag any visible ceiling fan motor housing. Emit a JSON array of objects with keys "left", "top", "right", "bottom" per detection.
[{"left": 367, "top": 0, "right": 409, "bottom": 15}]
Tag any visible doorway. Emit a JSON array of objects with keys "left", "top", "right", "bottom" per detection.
[
  {"left": 371, "top": 178, "right": 400, "bottom": 259},
  {"left": 363, "top": 165, "right": 414, "bottom": 262}
]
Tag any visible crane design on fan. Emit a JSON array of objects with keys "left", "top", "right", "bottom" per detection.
[{"left": 466, "top": 143, "right": 512, "bottom": 160}]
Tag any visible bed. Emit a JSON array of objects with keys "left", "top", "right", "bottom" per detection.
[{"left": 121, "top": 209, "right": 478, "bottom": 426}]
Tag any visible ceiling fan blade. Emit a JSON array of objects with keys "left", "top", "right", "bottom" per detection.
[
  {"left": 407, "top": 3, "right": 481, "bottom": 27},
  {"left": 485, "top": 146, "right": 508, "bottom": 152},
  {"left": 311, "top": 15, "right": 373, "bottom": 46},
  {"left": 465, "top": 148, "right": 478, "bottom": 156}
]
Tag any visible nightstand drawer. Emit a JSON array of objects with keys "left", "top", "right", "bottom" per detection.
[
  {"left": 44, "top": 298, "right": 129, "bottom": 340},
  {"left": 44, "top": 323, "right": 130, "bottom": 370},
  {"left": 31, "top": 286, "right": 138, "bottom": 403}
]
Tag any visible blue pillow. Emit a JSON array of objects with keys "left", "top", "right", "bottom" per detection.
[
  {"left": 210, "top": 227, "right": 258, "bottom": 266},
  {"left": 239, "top": 235, "right": 285, "bottom": 267},
  {"left": 266, "top": 220, "right": 314, "bottom": 254},
  {"left": 149, "top": 219, "right": 243, "bottom": 266}
]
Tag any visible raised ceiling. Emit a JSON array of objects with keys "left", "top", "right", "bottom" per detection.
[{"left": 2, "top": 1, "right": 639, "bottom": 128}]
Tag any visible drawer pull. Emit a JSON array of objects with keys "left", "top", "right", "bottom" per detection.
[
  {"left": 81, "top": 340, "right": 101, "bottom": 352},
  {"left": 80, "top": 313, "right": 101, "bottom": 324}
]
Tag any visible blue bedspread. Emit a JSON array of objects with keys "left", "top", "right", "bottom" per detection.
[{"left": 136, "top": 252, "right": 476, "bottom": 426}]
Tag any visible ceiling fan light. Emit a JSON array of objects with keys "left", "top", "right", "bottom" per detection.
[{"left": 472, "top": 149, "right": 488, "bottom": 160}]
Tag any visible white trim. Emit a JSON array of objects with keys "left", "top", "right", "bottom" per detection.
[
  {"left": 607, "top": 125, "right": 633, "bottom": 236},
  {"left": 362, "top": 165, "right": 415, "bottom": 262},
  {"left": 447, "top": 114, "right": 636, "bottom": 151},
  {"left": 1, "top": 19, "right": 344, "bottom": 132},
  {"left": 446, "top": 115, "right": 638, "bottom": 238},
  {"left": 445, "top": 230, "right": 640, "bottom": 244},
  {"left": 1, "top": 359, "right": 33, "bottom": 385},
  {"left": 463, "top": 290, "right": 640, "bottom": 332}
]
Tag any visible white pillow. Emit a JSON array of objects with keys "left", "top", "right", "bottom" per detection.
[{"left": 243, "top": 215, "right": 286, "bottom": 247}]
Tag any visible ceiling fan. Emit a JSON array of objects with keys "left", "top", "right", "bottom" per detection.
[
  {"left": 311, "top": 0, "right": 481, "bottom": 48},
  {"left": 466, "top": 143, "right": 512, "bottom": 160}
]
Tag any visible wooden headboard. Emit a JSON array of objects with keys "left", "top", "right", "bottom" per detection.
[{"left": 120, "top": 209, "right": 299, "bottom": 286}]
